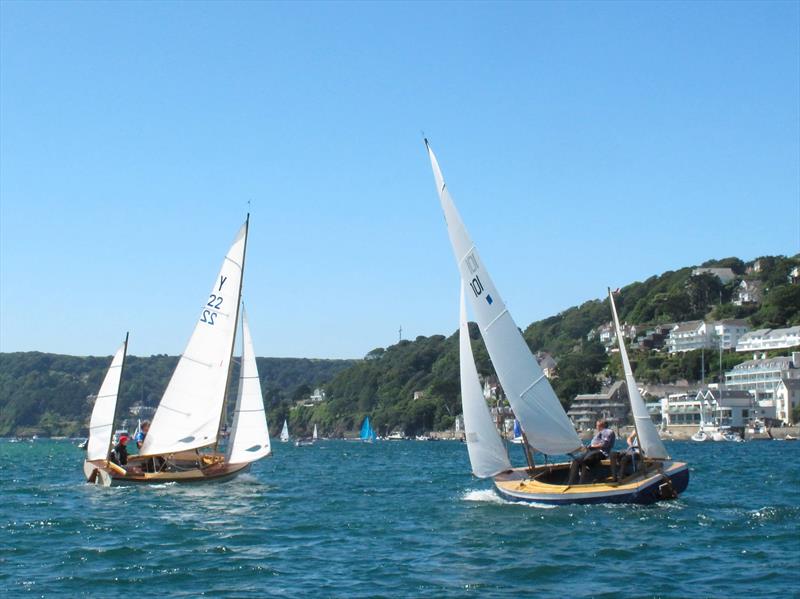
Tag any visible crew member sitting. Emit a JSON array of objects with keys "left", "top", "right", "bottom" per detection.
[
  {"left": 611, "top": 429, "right": 639, "bottom": 482},
  {"left": 135, "top": 420, "right": 150, "bottom": 449},
  {"left": 109, "top": 435, "right": 129, "bottom": 466},
  {"left": 568, "top": 419, "right": 616, "bottom": 484}
]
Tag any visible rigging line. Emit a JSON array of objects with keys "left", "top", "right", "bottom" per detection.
[{"left": 180, "top": 354, "right": 214, "bottom": 368}]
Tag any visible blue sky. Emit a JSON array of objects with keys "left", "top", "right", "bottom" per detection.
[{"left": 1, "top": 1, "right": 798, "bottom": 359}]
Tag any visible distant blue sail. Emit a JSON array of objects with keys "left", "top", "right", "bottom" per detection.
[
  {"left": 513, "top": 419, "right": 522, "bottom": 439},
  {"left": 360, "top": 417, "right": 375, "bottom": 442}
]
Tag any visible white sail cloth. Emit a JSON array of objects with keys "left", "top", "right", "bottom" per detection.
[
  {"left": 608, "top": 289, "right": 669, "bottom": 459},
  {"left": 426, "top": 141, "right": 581, "bottom": 456},
  {"left": 87, "top": 337, "right": 128, "bottom": 461},
  {"left": 227, "top": 307, "right": 271, "bottom": 464},
  {"left": 459, "top": 284, "right": 512, "bottom": 477},
  {"left": 280, "top": 420, "right": 289, "bottom": 442},
  {"left": 141, "top": 221, "right": 247, "bottom": 456}
]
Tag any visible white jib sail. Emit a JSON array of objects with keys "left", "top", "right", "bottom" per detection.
[
  {"left": 227, "top": 307, "right": 271, "bottom": 464},
  {"left": 141, "top": 220, "right": 247, "bottom": 456},
  {"left": 280, "top": 420, "right": 289, "bottom": 442},
  {"left": 460, "top": 283, "right": 512, "bottom": 477},
  {"left": 313, "top": 424, "right": 318, "bottom": 440},
  {"left": 426, "top": 141, "right": 581, "bottom": 455},
  {"left": 87, "top": 336, "right": 128, "bottom": 461},
  {"left": 608, "top": 289, "right": 669, "bottom": 459}
]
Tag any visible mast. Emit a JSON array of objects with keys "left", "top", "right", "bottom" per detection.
[
  {"left": 215, "top": 214, "right": 249, "bottom": 454},
  {"left": 107, "top": 332, "right": 129, "bottom": 459}
]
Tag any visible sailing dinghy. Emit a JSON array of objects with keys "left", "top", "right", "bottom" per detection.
[
  {"left": 426, "top": 140, "right": 689, "bottom": 504},
  {"left": 280, "top": 420, "right": 290, "bottom": 443},
  {"left": 83, "top": 217, "right": 271, "bottom": 486}
]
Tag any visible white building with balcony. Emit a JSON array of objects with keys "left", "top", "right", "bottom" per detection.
[
  {"left": 668, "top": 321, "right": 713, "bottom": 353},
  {"left": 724, "top": 352, "right": 800, "bottom": 402},
  {"left": 712, "top": 320, "right": 750, "bottom": 350},
  {"left": 775, "top": 378, "right": 800, "bottom": 424},
  {"left": 736, "top": 326, "right": 800, "bottom": 352},
  {"left": 567, "top": 381, "right": 628, "bottom": 430}
]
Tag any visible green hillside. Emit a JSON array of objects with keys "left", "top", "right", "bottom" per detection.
[{"left": 2, "top": 254, "right": 797, "bottom": 437}]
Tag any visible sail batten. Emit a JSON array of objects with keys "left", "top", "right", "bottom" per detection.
[
  {"left": 227, "top": 307, "right": 271, "bottom": 465},
  {"left": 140, "top": 221, "right": 248, "bottom": 457},
  {"left": 459, "top": 284, "right": 512, "bottom": 477},
  {"left": 427, "top": 142, "right": 581, "bottom": 456},
  {"left": 609, "top": 289, "right": 669, "bottom": 460}
]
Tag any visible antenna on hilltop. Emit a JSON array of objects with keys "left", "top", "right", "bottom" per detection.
[{"left": 399, "top": 326, "right": 403, "bottom": 342}]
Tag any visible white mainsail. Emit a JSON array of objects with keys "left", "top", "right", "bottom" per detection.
[
  {"left": 459, "top": 283, "right": 512, "bottom": 477},
  {"left": 426, "top": 141, "right": 581, "bottom": 456},
  {"left": 280, "top": 420, "right": 289, "bottom": 442},
  {"left": 87, "top": 335, "right": 128, "bottom": 461},
  {"left": 313, "top": 424, "right": 318, "bottom": 441},
  {"left": 608, "top": 289, "right": 669, "bottom": 459},
  {"left": 227, "top": 307, "right": 271, "bottom": 465},
  {"left": 141, "top": 220, "right": 248, "bottom": 456}
]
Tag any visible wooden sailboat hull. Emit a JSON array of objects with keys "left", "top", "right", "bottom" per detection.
[
  {"left": 493, "top": 460, "right": 689, "bottom": 505},
  {"left": 83, "top": 455, "right": 252, "bottom": 487}
]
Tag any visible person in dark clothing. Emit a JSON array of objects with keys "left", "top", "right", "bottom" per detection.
[
  {"left": 611, "top": 430, "right": 639, "bottom": 482},
  {"left": 568, "top": 420, "right": 616, "bottom": 484},
  {"left": 109, "top": 435, "right": 129, "bottom": 466}
]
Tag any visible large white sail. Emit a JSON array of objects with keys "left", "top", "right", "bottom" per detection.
[
  {"left": 86, "top": 335, "right": 128, "bottom": 461},
  {"left": 227, "top": 307, "right": 271, "bottom": 464},
  {"left": 608, "top": 289, "right": 669, "bottom": 459},
  {"left": 426, "top": 141, "right": 581, "bottom": 456},
  {"left": 141, "top": 220, "right": 248, "bottom": 456},
  {"left": 459, "top": 284, "right": 512, "bottom": 477},
  {"left": 280, "top": 420, "right": 289, "bottom": 442}
]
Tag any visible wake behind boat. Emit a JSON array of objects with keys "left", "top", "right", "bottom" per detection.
[
  {"left": 426, "top": 140, "right": 689, "bottom": 505},
  {"left": 83, "top": 217, "right": 272, "bottom": 486}
]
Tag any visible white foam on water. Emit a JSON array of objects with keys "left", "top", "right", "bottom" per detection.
[{"left": 461, "top": 488, "right": 557, "bottom": 509}]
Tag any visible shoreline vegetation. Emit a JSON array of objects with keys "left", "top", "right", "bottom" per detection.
[{"left": 2, "top": 254, "right": 798, "bottom": 438}]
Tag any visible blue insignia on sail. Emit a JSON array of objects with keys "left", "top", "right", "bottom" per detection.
[{"left": 486, "top": 295, "right": 493, "bottom": 305}]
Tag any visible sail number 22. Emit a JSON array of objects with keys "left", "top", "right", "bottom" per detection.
[{"left": 200, "top": 275, "right": 228, "bottom": 326}]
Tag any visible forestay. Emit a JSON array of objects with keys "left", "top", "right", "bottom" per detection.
[
  {"left": 87, "top": 336, "right": 128, "bottom": 461},
  {"left": 141, "top": 221, "right": 248, "bottom": 456},
  {"left": 608, "top": 289, "right": 669, "bottom": 459},
  {"left": 426, "top": 141, "right": 581, "bottom": 456},
  {"left": 227, "top": 307, "right": 271, "bottom": 464},
  {"left": 459, "top": 284, "right": 512, "bottom": 477}
]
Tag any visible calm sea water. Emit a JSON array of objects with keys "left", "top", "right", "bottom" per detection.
[{"left": 1, "top": 439, "right": 797, "bottom": 598}]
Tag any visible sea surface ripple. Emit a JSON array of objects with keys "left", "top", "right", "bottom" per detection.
[{"left": 1, "top": 439, "right": 797, "bottom": 598}]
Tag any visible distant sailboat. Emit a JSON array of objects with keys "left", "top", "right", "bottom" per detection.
[
  {"left": 83, "top": 217, "right": 271, "bottom": 486},
  {"left": 360, "top": 417, "right": 376, "bottom": 443},
  {"left": 510, "top": 419, "right": 524, "bottom": 445},
  {"left": 426, "top": 140, "right": 689, "bottom": 504},
  {"left": 313, "top": 424, "right": 318, "bottom": 441},
  {"left": 280, "top": 420, "right": 290, "bottom": 443}
]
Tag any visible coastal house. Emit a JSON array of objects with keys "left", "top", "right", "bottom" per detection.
[
  {"left": 712, "top": 320, "right": 750, "bottom": 350},
  {"left": 591, "top": 321, "right": 639, "bottom": 352},
  {"left": 662, "top": 389, "right": 758, "bottom": 429},
  {"left": 735, "top": 326, "right": 800, "bottom": 352},
  {"left": 691, "top": 267, "right": 736, "bottom": 284},
  {"left": 724, "top": 352, "right": 800, "bottom": 403},
  {"left": 668, "top": 321, "right": 713, "bottom": 353},
  {"left": 632, "top": 324, "right": 672, "bottom": 352},
  {"left": 536, "top": 352, "right": 558, "bottom": 379},
  {"left": 733, "top": 280, "right": 763, "bottom": 306},
  {"left": 789, "top": 266, "right": 799, "bottom": 285},
  {"left": 774, "top": 378, "right": 800, "bottom": 424},
  {"left": 567, "top": 381, "right": 629, "bottom": 430}
]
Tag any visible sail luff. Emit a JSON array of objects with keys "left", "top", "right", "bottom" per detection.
[
  {"left": 459, "top": 283, "right": 512, "bottom": 477},
  {"left": 226, "top": 305, "right": 271, "bottom": 464},
  {"left": 608, "top": 288, "right": 669, "bottom": 459},
  {"left": 216, "top": 215, "right": 249, "bottom": 451},
  {"left": 87, "top": 335, "right": 129, "bottom": 462},
  {"left": 426, "top": 141, "right": 581, "bottom": 456},
  {"left": 140, "top": 220, "right": 248, "bottom": 457}
]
